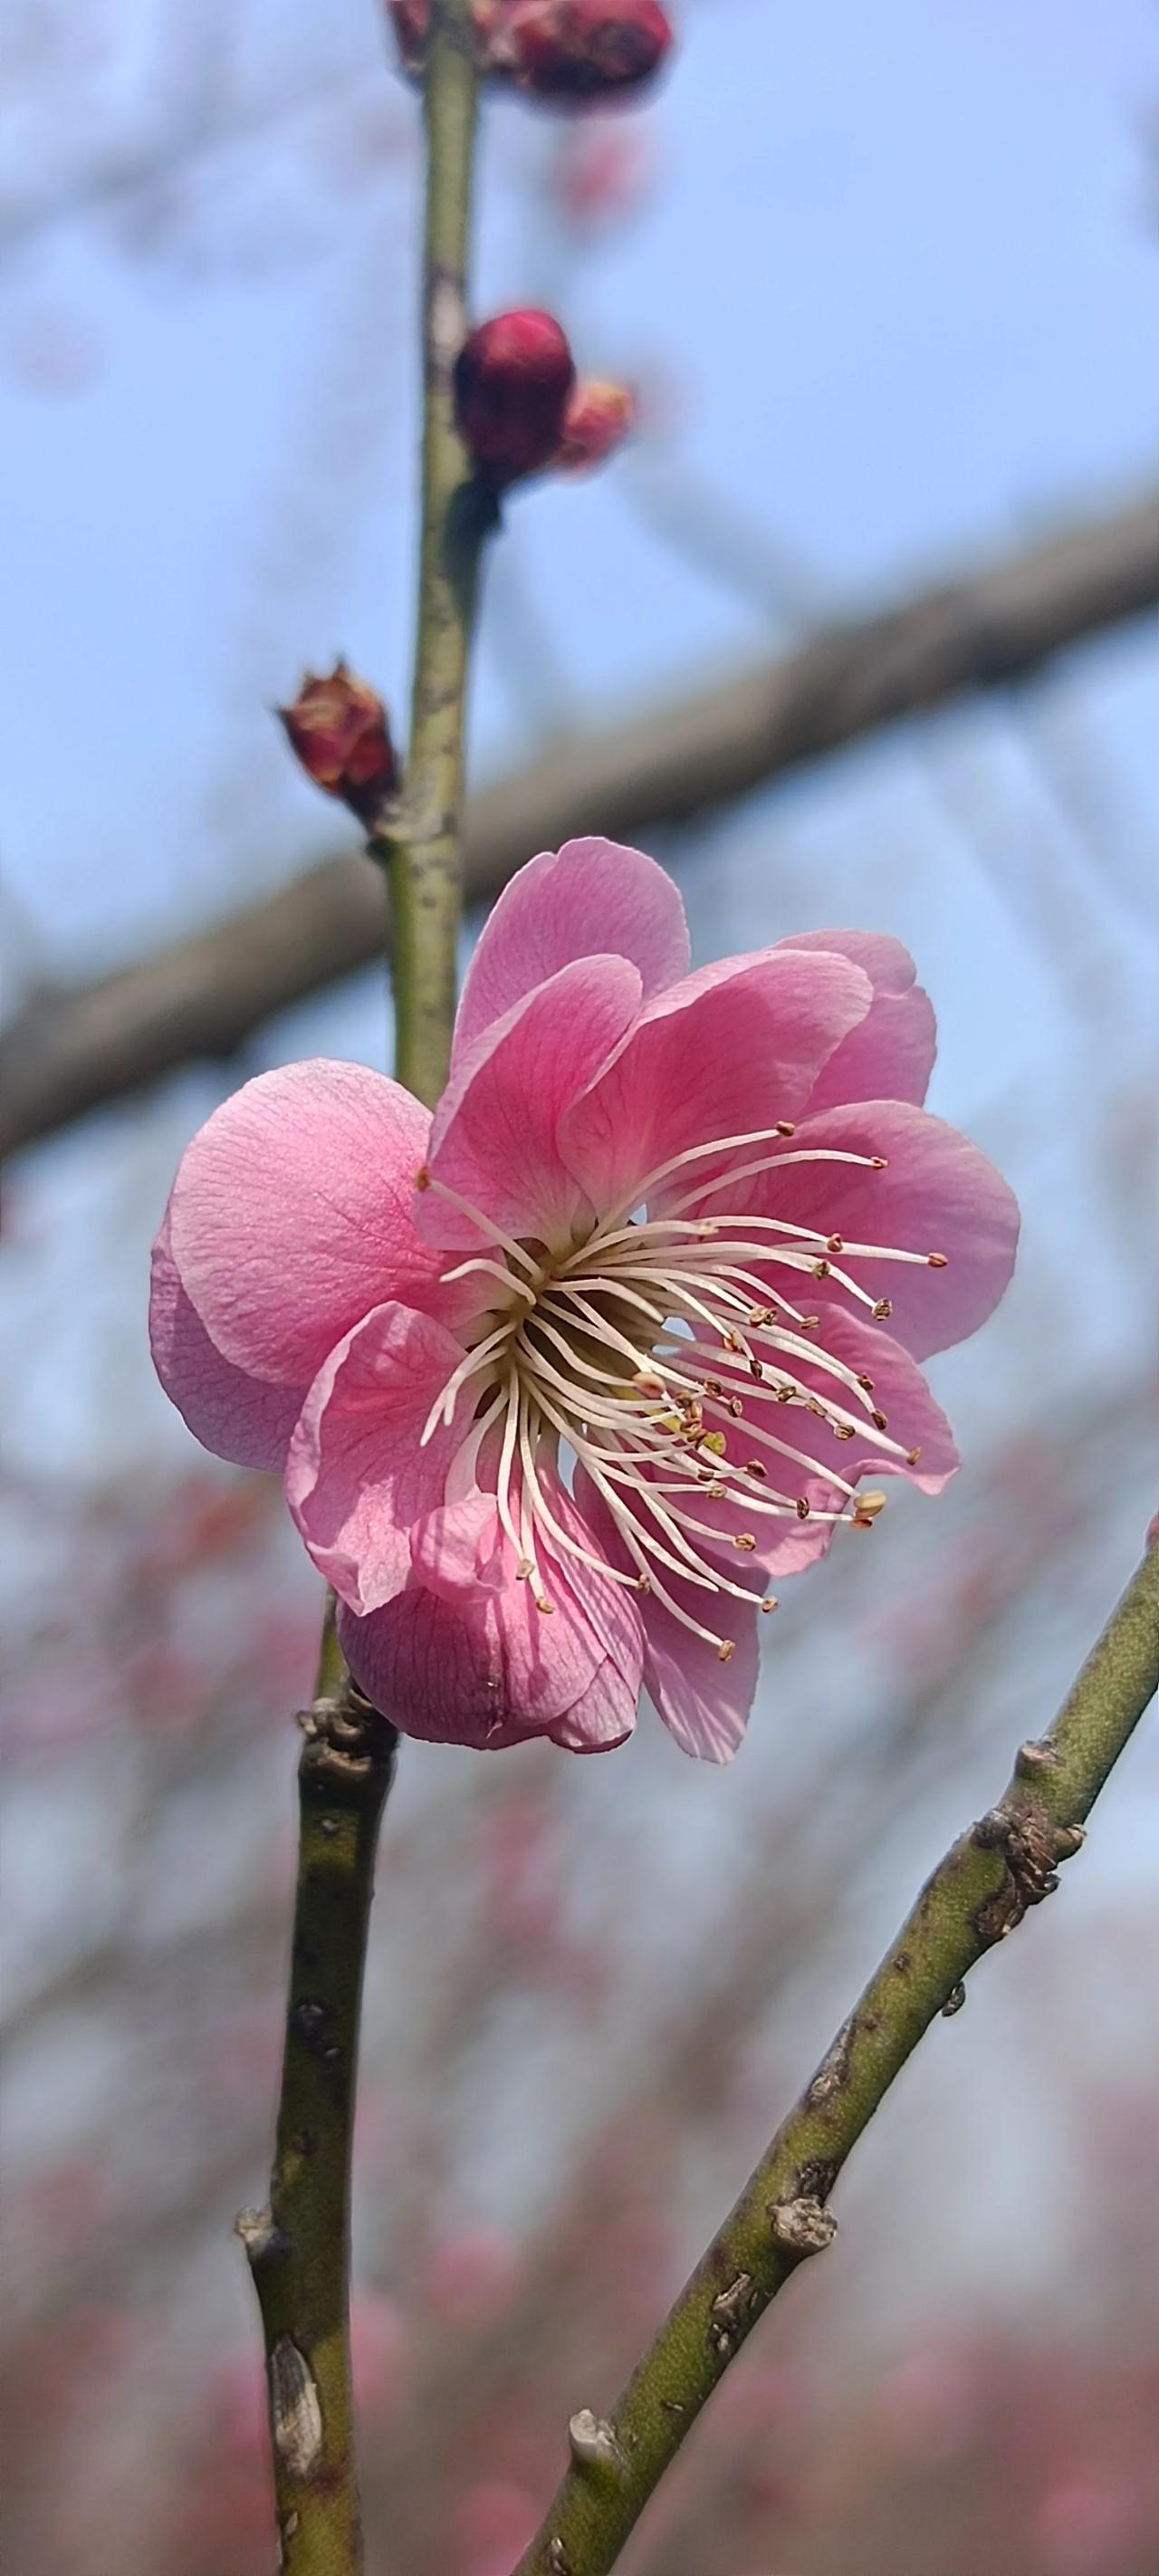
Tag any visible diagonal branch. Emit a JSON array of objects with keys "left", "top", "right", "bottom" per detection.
[
  {"left": 4, "top": 488, "right": 1157, "bottom": 1155},
  {"left": 509, "top": 1543, "right": 1159, "bottom": 2576}
]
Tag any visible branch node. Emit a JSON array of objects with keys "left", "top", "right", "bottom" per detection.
[
  {"left": 972, "top": 1797, "right": 1060, "bottom": 1939},
  {"left": 268, "top": 2334, "right": 324, "bottom": 2482},
  {"left": 548, "top": 2539, "right": 571, "bottom": 2575},
  {"left": 297, "top": 1679, "right": 398, "bottom": 1793},
  {"left": 708, "top": 2271, "right": 759, "bottom": 2355},
  {"left": 568, "top": 2408, "right": 627, "bottom": 2475},
  {"left": 805, "top": 2017, "right": 854, "bottom": 2106},
  {"left": 235, "top": 2204, "right": 290, "bottom": 2267},
  {"left": 1014, "top": 1735, "right": 1060, "bottom": 1780},
  {"left": 941, "top": 1980, "right": 968, "bottom": 2017},
  {"left": 768, "top": 2195, "right": 838, "bottom": 2259}
]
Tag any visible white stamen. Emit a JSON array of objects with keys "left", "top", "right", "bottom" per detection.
[{"left": 409, "top": 1110, "right": 942, "bottom": 1640}]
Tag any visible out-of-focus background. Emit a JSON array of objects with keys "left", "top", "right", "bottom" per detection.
[{"left": 3, "top": 4, "right": 1158, "bottom": 2571}]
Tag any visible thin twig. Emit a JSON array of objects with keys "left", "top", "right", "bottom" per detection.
[
  {"left": 510, "top": 1544, "right": 1159, "bottom": 2576},
  {"left": 239, "top": 11, "right": 484, "bottom": 2568},
  {"left": 376, "top": 0, "right": 490, "bottom": 1109},
  {"left": 238, "top": 1614, "right": 398, "bottom": 2576}
]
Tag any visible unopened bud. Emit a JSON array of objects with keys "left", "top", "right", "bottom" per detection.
[
  {"left": 503, "top": 0, "right": 673, "bottom": 101},
  {"left": 556, "top": 378, "right": 635, "bottom": 469},
  {"left": 454, "top": 309, "right": 576, "bottom": 481},
  {"left": 277, "top": 662, "right": 398, "bottom": 822},
  {"left": 386, "top": 0, "right": 428, "bottom": 70}
]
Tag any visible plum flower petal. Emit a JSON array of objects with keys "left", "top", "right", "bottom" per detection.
[
  {"left": 777, "top": 930, "right": 936, "bottom": 1110},
  {"left": 285, "top": 1304, "right": 472, "bottom": 1615},
  {"left": 452, "top": 834, "right": 689, "bottom": 1065},
  {"left": 781, "top": 1306, "right": 959, "bottom": 1496},
  {"left": 166, "top": 1061, "right": 438, "bottom": 1384},
  {"left": 418, "top": 956, "right": 643, "bottom": 1253},
  {"left": 557, "top": 946, "right": 873, "bottom": 1216},
  {"left": 340, "top": 1458, "right": 645, "bottom": 1750},
  {"left": 724, "top": 1100, "right": 1019, "bottom": 1361},
  {"left": 574, "top": 1467, "right": 760, "bottom": 1764},
  {"left": 149, "top": 1217, "right": 306, "bottom": 1472},
  {"left": 639, "top": 1582, "right": 761, "bottom": 1764},
  {"left": 337, "top": 1545, "right": 631, "bottom": 1750},
  {"left": 548, "top": 1660, "right": 638, "bottom": 1754},
  {"left": 409, "top": 1495, "right": 508, "bottom": 1600}
]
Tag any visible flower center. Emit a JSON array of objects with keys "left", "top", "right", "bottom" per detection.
[{"left": 417, "top": 1123, "right": 947, "bottom": 1659}]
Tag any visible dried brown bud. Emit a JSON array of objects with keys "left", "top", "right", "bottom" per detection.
[{"left": 277, "top": 662, "right": 398, "bottom": 822}]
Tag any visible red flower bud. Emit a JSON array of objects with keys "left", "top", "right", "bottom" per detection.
[
  {"left": 277, "top": 663, "right": 398, "bottom": 822},
  {"left": 454, "top": 310, "right": 576, "bottom": 481},
  {"left": 385, "top": 0, "right": 428, "bottom": 70},
  {"left": 502, "top": 0, "right": 673, "bottom": 102},
  {"left": 556, "top": 377, "right": 635, "bottom": 469}
]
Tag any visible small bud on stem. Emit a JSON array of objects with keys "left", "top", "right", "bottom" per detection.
[
  {"left": 503, "top": 0, "right": 674, "bottom": 102},
  {"left": 454, "top": 309, "right": 576, "bottom": 481},
  {"left": 277, "top": 663, "right": 398, "bottom": 823}
]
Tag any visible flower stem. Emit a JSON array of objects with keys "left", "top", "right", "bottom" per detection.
[
  {"left": 375, "top": 0, "right": 489, "bottom": 1111},
  {"left": 510, "top": 1544, "right": 1159, "bottom": 2576},
  {"left": 242, "top": 14, "right": 483, "bottom": 2569}
]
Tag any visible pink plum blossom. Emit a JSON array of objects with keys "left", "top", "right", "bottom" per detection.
[{"left": 150, "top": 838, "right": 1018, "bottom": 1760}]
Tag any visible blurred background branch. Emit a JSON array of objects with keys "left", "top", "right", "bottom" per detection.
[{"left": 3, "top": 487, "right": 1155, "bottom": 1156}]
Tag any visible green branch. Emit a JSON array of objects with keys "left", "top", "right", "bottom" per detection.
[
  {"left": 241, "top": 11, "right": 483, "bottom": 2569},
  {"left": 238, "top": 1614, "right": 398, "bottom": 2576},
  {"left": 375, "top": 0, "right": 489, "bottom": 1110},
  {"left": 510, "top": 1545, "right": 1159, "bottom": 2576}
]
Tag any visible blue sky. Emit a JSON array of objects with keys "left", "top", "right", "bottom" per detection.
[{"left": 1, "top": 0, "right": 1156, "bottom": 1480}]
